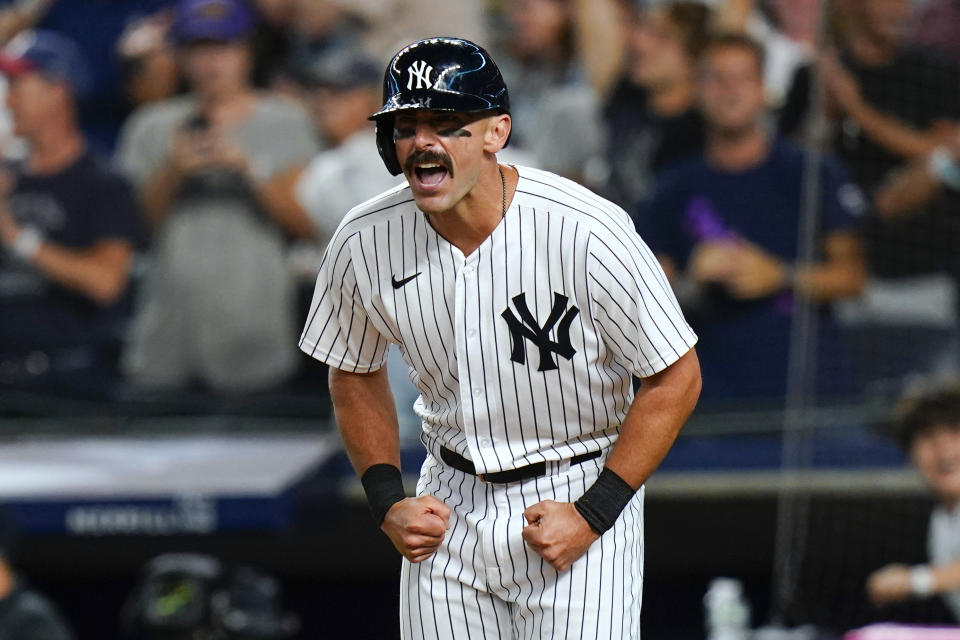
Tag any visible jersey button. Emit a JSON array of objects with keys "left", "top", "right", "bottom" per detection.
[
  {"left": 473, "top": 388, "right": 483, "bottom": 397},
  {"left": 467, "top": 328, "right": 477, "bottom": 338},
  {"left": 463, "top": 265, "right": 474, "bottom": 275},
  {"left": 479, "top": 438, "right": 490, "bottom": 447}
]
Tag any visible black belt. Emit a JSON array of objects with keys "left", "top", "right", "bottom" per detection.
[{"left": 440, "top": 446, "right": 601, "bottom": 483}]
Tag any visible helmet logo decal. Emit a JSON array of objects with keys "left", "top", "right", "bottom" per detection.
[{"left": 406, "top": 60, "right": 434, "bottom": 90}]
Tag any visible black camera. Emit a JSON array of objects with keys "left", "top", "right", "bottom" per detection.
[{"left": 120, "top": 553, "right": 299, "bottom": 640}]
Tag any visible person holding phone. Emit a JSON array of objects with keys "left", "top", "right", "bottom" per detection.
[{"left": 116, "top": 0, "right": 319, "bottom": 393}]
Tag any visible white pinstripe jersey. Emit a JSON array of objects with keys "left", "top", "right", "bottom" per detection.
[{"left": 300, "top": 165, "right": 697, "bottom": 475}]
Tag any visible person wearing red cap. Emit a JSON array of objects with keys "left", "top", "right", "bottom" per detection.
[{"left": 0, "top": 29, "right": 140, "bottom": 395}]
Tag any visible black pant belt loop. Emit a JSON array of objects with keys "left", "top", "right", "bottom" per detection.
[{"left": 439, "top": 446, "right": 601, "bottom": 483}]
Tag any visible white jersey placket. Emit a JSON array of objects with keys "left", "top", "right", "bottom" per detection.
[{"left": 453, "top": 246, "right": 499, "bottom": 475}]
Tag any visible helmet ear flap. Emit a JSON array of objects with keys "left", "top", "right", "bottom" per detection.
[{"left": 375, "top": 118, "right": 402, "bottom": 176}]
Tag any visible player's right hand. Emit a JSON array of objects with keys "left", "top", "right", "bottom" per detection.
[{"left": 381, "top": 495, "right": 451, "bottom": 563}]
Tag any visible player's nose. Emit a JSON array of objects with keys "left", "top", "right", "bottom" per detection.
[{"left": 412, "top": 122, "right": 439, "bottom": 149}]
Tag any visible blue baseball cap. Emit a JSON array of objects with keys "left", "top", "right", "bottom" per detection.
[
  {"left": 0, "top": 29, "right": 93, "bottom": 98},
  {"left": 172, "top": 0, "right": 255, "bottom": 44}
]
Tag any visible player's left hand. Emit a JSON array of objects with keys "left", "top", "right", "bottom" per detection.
[{"left": 522, "top": 500, "right": 599, "bottom": 572}]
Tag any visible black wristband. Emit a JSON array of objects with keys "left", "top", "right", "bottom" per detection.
[
  {"left": 360, "top": 464, "right": 407, "bottom": 526},
  {"left": 574, "top": 468, "right": 636, "bottom": 535}
]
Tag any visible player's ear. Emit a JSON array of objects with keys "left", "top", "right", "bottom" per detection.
[{"left": 482, "top": 114, "right": 511, "bottom": 154}]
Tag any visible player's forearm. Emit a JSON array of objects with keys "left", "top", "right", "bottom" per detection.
[
  {"left": 604, "top": 348, "right": 701, "bottom": 490},
  {"left": 329, "top": 366, "right": 402, "bottom": 476},
  {"left": 27, "top": 240, "right": 134, "bottom": 306}
]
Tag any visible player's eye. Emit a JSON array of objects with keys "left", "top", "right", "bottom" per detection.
[
  {"left": 438, "top": 127, "right": 471, "bottom": 138},
  {"left": 393, "top": 127, "right": 415, "bottom": 141}
]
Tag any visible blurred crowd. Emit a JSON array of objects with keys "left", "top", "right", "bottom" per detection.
[{"left": 0, "top": 0, "right": 957, "bottom": 409}]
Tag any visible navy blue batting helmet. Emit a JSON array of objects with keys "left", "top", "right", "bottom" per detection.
[{"left": 369, "top": 37, "right": 511, "bottom": 175}]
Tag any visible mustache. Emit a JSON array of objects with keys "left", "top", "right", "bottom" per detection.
[{"left": 403, "top": 150, "right": 454, "bottom": 178}]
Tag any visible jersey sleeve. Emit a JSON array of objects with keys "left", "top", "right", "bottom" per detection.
[
  {"left": 298, "top": 231, "right": 390, "bottom": 372},
  {"left": 586, "top": 229, "right": 697, "bottom": 378}
]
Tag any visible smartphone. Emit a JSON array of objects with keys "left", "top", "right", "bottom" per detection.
[{"left": 183, "top": 113, "right": 210, "bottom": 132}]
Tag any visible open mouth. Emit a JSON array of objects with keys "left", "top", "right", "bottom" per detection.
[{"left": 413, "top": 163, "right": 449, "bottom": 188}]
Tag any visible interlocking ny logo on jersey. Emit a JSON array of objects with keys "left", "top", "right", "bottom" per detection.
[
  {"left": 407, "top": 60, "right": 434, "bottom": 90},
  {"left": 501, "top": 292, "right": 579, "bottom": 372}
]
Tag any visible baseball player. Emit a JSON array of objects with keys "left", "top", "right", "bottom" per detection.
[{"left": 300, "top": 37, "right": 701, "bottom": 639}]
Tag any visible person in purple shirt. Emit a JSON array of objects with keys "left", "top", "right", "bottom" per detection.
[{"left": 638, "top": 34, "right": 869, "bottom": 402}]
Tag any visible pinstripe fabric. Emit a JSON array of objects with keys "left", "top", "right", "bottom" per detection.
[
  {"left": 299, "top": 165, "right": 697, "bottom": 475},
  {"left": 299, "top": 165, "right": 693, "bottom": 638},
  {"left": 400, "top": 451, "right": 644, "bottom": 640}
]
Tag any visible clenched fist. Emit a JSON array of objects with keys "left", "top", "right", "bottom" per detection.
[
  {"left": 382, "top": 495, "right": 451, "bottom": 563},
  {"left": 522, "top": 500, "right": 599, "bottom": 572}
]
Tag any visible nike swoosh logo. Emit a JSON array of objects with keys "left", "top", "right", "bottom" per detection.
[{"left": 391, "top": 272, "right": 421, "bottom": 289}]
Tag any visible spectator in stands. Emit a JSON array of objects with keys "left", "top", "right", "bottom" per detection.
[
  {"left": 867, "top": 384, "right": 960, "bottom": 620},
  {"left": 24, "top": 0, "right": 172, "bottom": 152},
  {"left": 291, "top": 48, "right": 395, "bottom": 248},
  {"left": 776, "top": 0, "right": 960, "bottom": 388},
  {"left": 117, "top": 0, "right": 319, "bottom": 393},
  {"left": 0, "top": 506, "right": 75, "bottom": 639},
  {"left": 710, "top": 0, "right": 812, "bottom": 109},
  {"left": 637, "top": 34, "right": 868, "bottom": 402},
  {"left": 116, "top": 10, "right": 182, "bottom": 108},
  {"left": 278, "top": 0, "right": 487, "bottom": 93},
  {"left": 912, "top": 0, "right": 960, "bottom": 63},
  {"left": 493, "top": 0, "right": 605, "bottom": 182},
  {"left": 247, "top": 0, "right": 294, "bottom": 88},
  {"left": 873, "top": 122, "right": 960, "bottom": 220},
  {"left": 780, "top": 0, "right": 960, "bottom": 278},
  {"left": 0, "top": 1, "right": 52, "bottom": 47},
  {"left": 339, "top": 0, "right": 488, "bottom": 64},
  {"left": 0, "top": 30, "right": 140, "bottom": 397},
  {"left": 0, "top": 1, "right": 55, "bottom": 156},
  {"left": 595, "top": 1, "right": 712, "bottom": 209}
]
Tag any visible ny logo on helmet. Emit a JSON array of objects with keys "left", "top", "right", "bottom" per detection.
[{"left": 407, "top": 60, "right": 434, "bottom": 90}]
